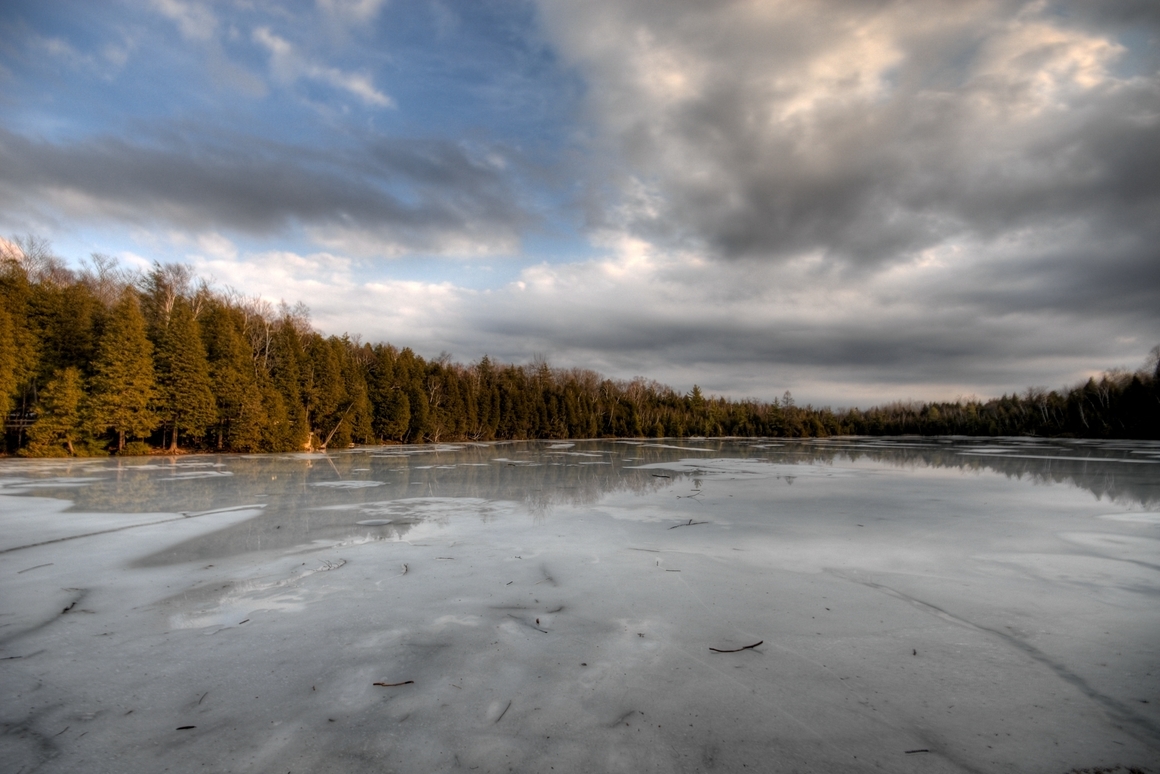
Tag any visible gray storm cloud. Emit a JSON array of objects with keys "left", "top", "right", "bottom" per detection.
[
  {"left": 0, "top": 127, "right": 533, "bottom": 256},
  {"left": 538, "top": 0, "right": 1160, "bottom": 306}
]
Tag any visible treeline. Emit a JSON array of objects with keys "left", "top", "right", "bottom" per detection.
[
  {"left": 2, "top": 238, "right": 1158, "bottom": 455},
  {"left": 847, "top": 378, "right": 1160, "bottom": 439}
]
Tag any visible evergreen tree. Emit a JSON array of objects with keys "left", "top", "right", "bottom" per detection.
[
  {"left": 0, "top": 256, "right": 41, "bottom": 429},
  {"left": 399, "top": 349, "right": 430, "bottom": 442},
  {"left": 304, "top": 335, "right": 345, "bottom": 448},
  {"left": 258, "top": 381, "right": 293, "bottom": 451},
  {"left": 481, "top": 368, "right": 502, "bottom": 439},
  {"left": 30, "top": 281, "right": 102, "bottom": 383},
  {"left": 340, "top": 343, "right": 375, "bottom": 446},
  {"left": 90, "top": 292, "right": 158, "bottom": 452},
  {"left": 0, "top": 306, "right": 16, "bottom": 419},
  {"left": 154, "top": 299, "right": 216, "bottom": 451},
  {"left": 269, "top": 319, "right": 311, "bottom": 450},
  {"left": 22, "top": 367, "right": 86, "bottom": 456},
  {"left": 379, "top": 388, "right": 411, "bottom": 441},
  {"left": 202, "top": 303, "right": 266, "bottom": 452},
  {"left": 370, "top": 344, "right": 408, "bottom": 441}
]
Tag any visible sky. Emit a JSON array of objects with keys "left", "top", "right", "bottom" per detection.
[{"left": 1, "top": 0, "right": 1157, "bottom": 407}]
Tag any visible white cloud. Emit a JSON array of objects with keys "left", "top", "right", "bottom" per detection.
[
  {"left": 195, "top": 232, "right": 238, "bottom": 262},
  {"left": 316, "top": 0, "right": 390, "bottom": 26},
  {"left": 148, "top": 1, "right": 266, "bottom": 96},
  {"left": 155, "top": 224, "right": 1149, "bottom": 407},
  {"left": 253, "top": 27, "right": 394, "bottom": 108},
  {"left": 970, "top": 7, "right": 1125, "bottom": 116},
  {"left": 305, "top": 221, "right": 520, "bottom": 260},
  {"left": 119, "top": 251, "right": 156, "bottom": 272},
  {"left": 151, "top": 0, "right": 217, "bottom": 42},
  {"left": 186, "top": 244, "right": 354, "bottom": 301},
  {"left": 32, "top": 31, "right": 133, "bottom": 79}
]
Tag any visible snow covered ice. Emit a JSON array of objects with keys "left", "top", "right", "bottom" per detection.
[{"left": 1, "top": 438, "right": 1158, "bottom": 773}]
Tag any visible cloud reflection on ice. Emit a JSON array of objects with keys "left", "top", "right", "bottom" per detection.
[{"left": 0, "top": 437, "right": 1157, "bottom": 773}]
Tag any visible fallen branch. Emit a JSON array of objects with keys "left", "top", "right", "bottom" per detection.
[
  {"left": 669, "top": 519, "right": 709, "bottom": 529},
  {"left": 321, "top": 404, "right": 355, "bottom": 450},
  {"left": 709, "top": 640, "right": 763, "bottom": 653},
  {"left": 374, "top": 680, "right": 414, "bottom": 687}
]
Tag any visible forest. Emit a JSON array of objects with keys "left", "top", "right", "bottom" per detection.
[{"left": 2, "top": 237, "right": 1158, "bottom": 456}]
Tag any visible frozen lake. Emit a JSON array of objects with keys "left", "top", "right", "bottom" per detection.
[{"left": 2, "top": 438, "right": 1158, "bottom": 773}]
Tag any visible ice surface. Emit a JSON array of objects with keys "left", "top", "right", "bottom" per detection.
[{"left": 1, "top": 438, "right": 1158, "bottom": 773}]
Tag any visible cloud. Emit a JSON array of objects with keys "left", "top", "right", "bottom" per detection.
[
  {"left": 145, "top": 0, "right": 265, "bottom": 97},
  {"left": 169, "top": 230, "right": 1150, "bottom": 407},
  {"left": 195, "top": 232, "right": 238, "bottom": 262},
  {"left": 151, "top": 0, "right": 217, "bottom": 42},
  {"left": 316, "top": 0, "right": 391, "bottom": 26},
  {"left": 0, "top": 128, "right": 533, "bottom": 257},
  {"left": 4, "top": 0, "right": 1156, "bottom": 406},
  {"left": 253, "top": 26, "right": 394, "bottom": 108},
  {"left": 537, "top": 0, "right": 1160, "bottom": 276},
  {"left": 513, "top": 0, "right": 1160, "bottom": 396}
]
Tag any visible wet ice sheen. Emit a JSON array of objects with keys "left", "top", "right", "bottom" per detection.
[{"left": 1, "top": 438, "right": 1158, "bottom": 773}]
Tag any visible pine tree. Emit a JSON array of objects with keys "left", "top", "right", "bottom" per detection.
[
  {"left": 30, "top": 281, "right": 102, "bottom": 383},
  {"left": 90, "top": 292, "right": 158, "bottom": 452},
  {"left": 0, "top": 256, "right": 41, "bottom": 433},
  {"left": 258, "top": 380, "right": 292, "bottom": 451},
  {"left": 269, "top": 317, "right": 311, "bottom": 450},
  {"left": 202, "top": 303, "right": 266, "bottom": 451},
  {"left": 0, "top": 306, "right": 16, "bottom": 419},
  {"left": 22, "top": 367, "right": 86, "bottom": 456},
  {"left": 155, "top": 299, "right": 216, "bottom": 451},
  {"left": 396, "top": 348, "right": 430, "bottom": 442},
  {"left": 379, "top": 387, "right": 411, "bottom": 441},
  {"left": 304, "top": 335, "right": 345, "bottom": 447},
  {"left": 342, "top": 340, "right": 375, "bottom": 446},
  {"left": 370, "top": 344, "right": 400, "bottom": 440}
]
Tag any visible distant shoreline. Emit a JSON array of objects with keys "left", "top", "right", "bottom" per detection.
[{"left": 3, "top": 251, "right": 1158, "bottom": 457}]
